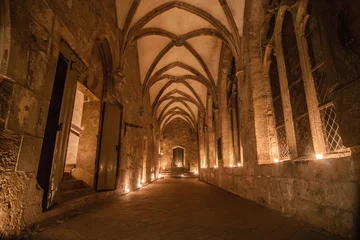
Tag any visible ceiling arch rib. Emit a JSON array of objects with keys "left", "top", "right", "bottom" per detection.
[
  {"left": 116, "top": 0, "right": 246, "bottom": 131},
  {"left": 161, "top": 114, "right": 195, "bottom": 133},
  {"left": 160, "top": 107, "right": 196, "bottom": 128},
  {"left": 121, "top": 1, "right": 238, "bottom": 60},
  {"left": 157, "top": 97, "right": 199, "bottom": 120},
  {"left": 152, "top": 90, "right": 204, "bottom": 117},
  {"left": 133, "top": 28, "right": 228, "bottom": 45},
  {"left": 140, "top": 41, "right": 215, "bottom": 88},
  {"left": 150, "top": 78, "right": 203, "bottom": 106},
  {"left": 161, "top": 111, "right": 195, "bottom": 130},
  {"left": 153, "top": 84, "right": 205, "bottom": 112},
  {"left": 158, "top": 99, "right": 197, "bottom": 123},
  {"left": 152, "top": 74, "right": 215, "bottom": 100},
  {"left": 144, "top": 61, "right": 217, "bottom": 103},
  {"left": 161, "top": 116, "right": 194, "bottom": 134},
  {"left": 130, "top": 0, "right": 233, "bottom": 32}
]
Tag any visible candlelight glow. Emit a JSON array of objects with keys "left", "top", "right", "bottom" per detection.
[
  {"left": 274, "top": 158, "right": 279, "bottom": 163},
  {"left": 316, "top": 154, "right": 323, "bottom": 160}
]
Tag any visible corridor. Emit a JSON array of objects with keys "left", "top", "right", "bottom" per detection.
[{"left": 31, "top": 179, "right": 343, "bottom": 240}]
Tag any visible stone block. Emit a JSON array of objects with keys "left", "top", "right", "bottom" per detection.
[
  {"left": 0, "top": 78, "right": 14, "bottom": 129},
  {"left": 7, "top": 29, "right": 30, "bottom": 85},
  {"left": 7, "top": 85, "right": 39, "bottom": 136},
  {"left": 16, "top": 135, "right": 43, "bottom": 173},
  {"left": 0, "top": 131, "right": 21, "bottom": 172},
  {"left": 27, "top": 0, "right": 55, "bottom": 32},
  {"left": 27, "top": 50, "right": 49, "bottom": 94},
  {"left": 29, "top": 20, "right": 50, "bottom": 52}
]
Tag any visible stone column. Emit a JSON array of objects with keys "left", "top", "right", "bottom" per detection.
[
  {"left": 220, "top": 71, "right": 234, "bottom": 167},
  {"left": 198, "top": 114, "right": 206, "bottom": 168},
  {"left": 230, "top": 90, "right": 240, "bottom": 165},
  {"left": 142, "top": 135, "right": 148, "bottom": 182},
  {"left": 207, "top": 97, "right": 216, "bottom": 168},
  {"left": 204, "top": 125, "right": 209, "bottom": 167},
  {"left": 236, "top": 71, "right": 245, "bottom": 164}
]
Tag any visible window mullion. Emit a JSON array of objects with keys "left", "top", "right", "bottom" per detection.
[
  {"left": 294, "top": 12, "right": 327, "bottom": 156},
  {"left": 274, "top": 9, "right": 298, "bottom": 159}
]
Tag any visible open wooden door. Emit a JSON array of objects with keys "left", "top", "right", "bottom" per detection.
[
  {"left": 96, "top": 103, "right": 122, "bottom": 191},
  {"left": 44, "top": 56, "right": 79, "bottom": 209}
]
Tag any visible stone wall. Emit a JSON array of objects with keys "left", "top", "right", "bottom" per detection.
[
  {"left": 117, "top": 42, "right": 157, "bottom": 191},
  {"left": 0, "top": 0, "right": 156, "bottom": 237},
  {"left": 161, "top": 119, "right": 199, "bottom": 172},
  {"left": 200, "top": 0, "right": 360, "bottom": 238}
]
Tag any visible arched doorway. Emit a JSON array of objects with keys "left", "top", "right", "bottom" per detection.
[{"left": 172, "top": 147, "right": 185, "bottom": 168}]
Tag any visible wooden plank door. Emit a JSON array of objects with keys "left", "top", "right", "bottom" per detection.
[
  {"left": 46, "top": 56, "right": 79, "bottom": 209},
  {"left": 96, "top": 103, "right": 121, "bottom": 191}
]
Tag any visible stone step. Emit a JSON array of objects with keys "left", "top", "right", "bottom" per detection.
[
  {"left": 61, "top": 187, "right": 94, "bottom": 202},
  {"left": 60, "top": 179, "right": 86, "bottom": 192},
  {"left": 62, "top": 172, "right": 73, "bottom": 181}
]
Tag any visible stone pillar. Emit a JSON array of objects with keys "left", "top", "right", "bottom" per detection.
[
  {"left": 230, "top": 91, "right": 240, "bottom": 165},
  {"left": 204, "top": 125, "right": 209, "bottom": 167},
  {"left": 207, "top": 97, "right": 216, "bottom": 168},
  {"left": 220, "top": 70, "right": 234, "bottom": 167},
  {"left": 142, "top": 135, "right": 148, "bottom": 182},
  {"left": 198, "top": 114, "right": 206, "bottom": 168},
  {"left": 236, "top": 71, "right": 245, "bottom": 164}
]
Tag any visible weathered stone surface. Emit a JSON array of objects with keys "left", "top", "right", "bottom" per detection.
[
  {"left": 0, "top": 131, "right": 21, "bottom": 173},
  {"left": 162, "top": 119, "right": 199, "bottom": 172},
  {"left": 0, "top": 77, "right": 14, "bottom": 130},
  {"left": 16, "top": 135, "right": 43, "bottom": 173}
]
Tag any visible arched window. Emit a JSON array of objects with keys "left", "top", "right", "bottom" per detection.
[
  {"left": 269, "top": 52, "right": 290, "bottom": 159},
  {"left": 282, "top": 11, "right": 314, "bottom": 156},
  {"left": 305, "top": 3, "right": 345, "bottom": 153}
]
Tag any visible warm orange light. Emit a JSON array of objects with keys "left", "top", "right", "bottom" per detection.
[
  {"left": 274, "top": 158, "right": 279, "bottom": 163},
  {"left": 316, "top": 154, "right": 323, "bottom": 160}
]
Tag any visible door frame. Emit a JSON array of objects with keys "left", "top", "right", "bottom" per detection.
[
  {"left": 172, "top": 146, "right": 185, "bottom": 167},
  {"left": 94, "top": 102, "right": 123, "bottom": 191}
]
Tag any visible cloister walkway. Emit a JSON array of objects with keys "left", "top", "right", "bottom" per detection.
[{"left": 31, "top": 178, "right": 343, "bottom": 240}]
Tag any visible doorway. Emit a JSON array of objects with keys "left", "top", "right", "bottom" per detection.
[
  {"left": 60, "top": 83, "right": 102, "bottom": 201},
  {"left": 172, "top": 147, "right": 185, "bottom": 168}
]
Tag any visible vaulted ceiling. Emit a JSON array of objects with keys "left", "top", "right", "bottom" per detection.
[{"left": 116, "top": 0, "right": 245, "bottom": 132}]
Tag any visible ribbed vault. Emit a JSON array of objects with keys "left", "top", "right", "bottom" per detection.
[{"left": 116, "top": 0, "right": 245, "bottom": 132}]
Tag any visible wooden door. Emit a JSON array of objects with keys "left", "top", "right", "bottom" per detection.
[
  {"left": 173, "top": 148, "right": 184, "bottom": 167},
  {"left": 96, "top": 103, "right": 122, "bottom": 191},
  {"left": 44, "top": 56, "right": 79, "bottom": 209}
]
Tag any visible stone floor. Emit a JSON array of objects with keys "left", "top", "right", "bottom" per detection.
[{"left": 30, "top": 178, "right": 344, "bottom": 240}]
